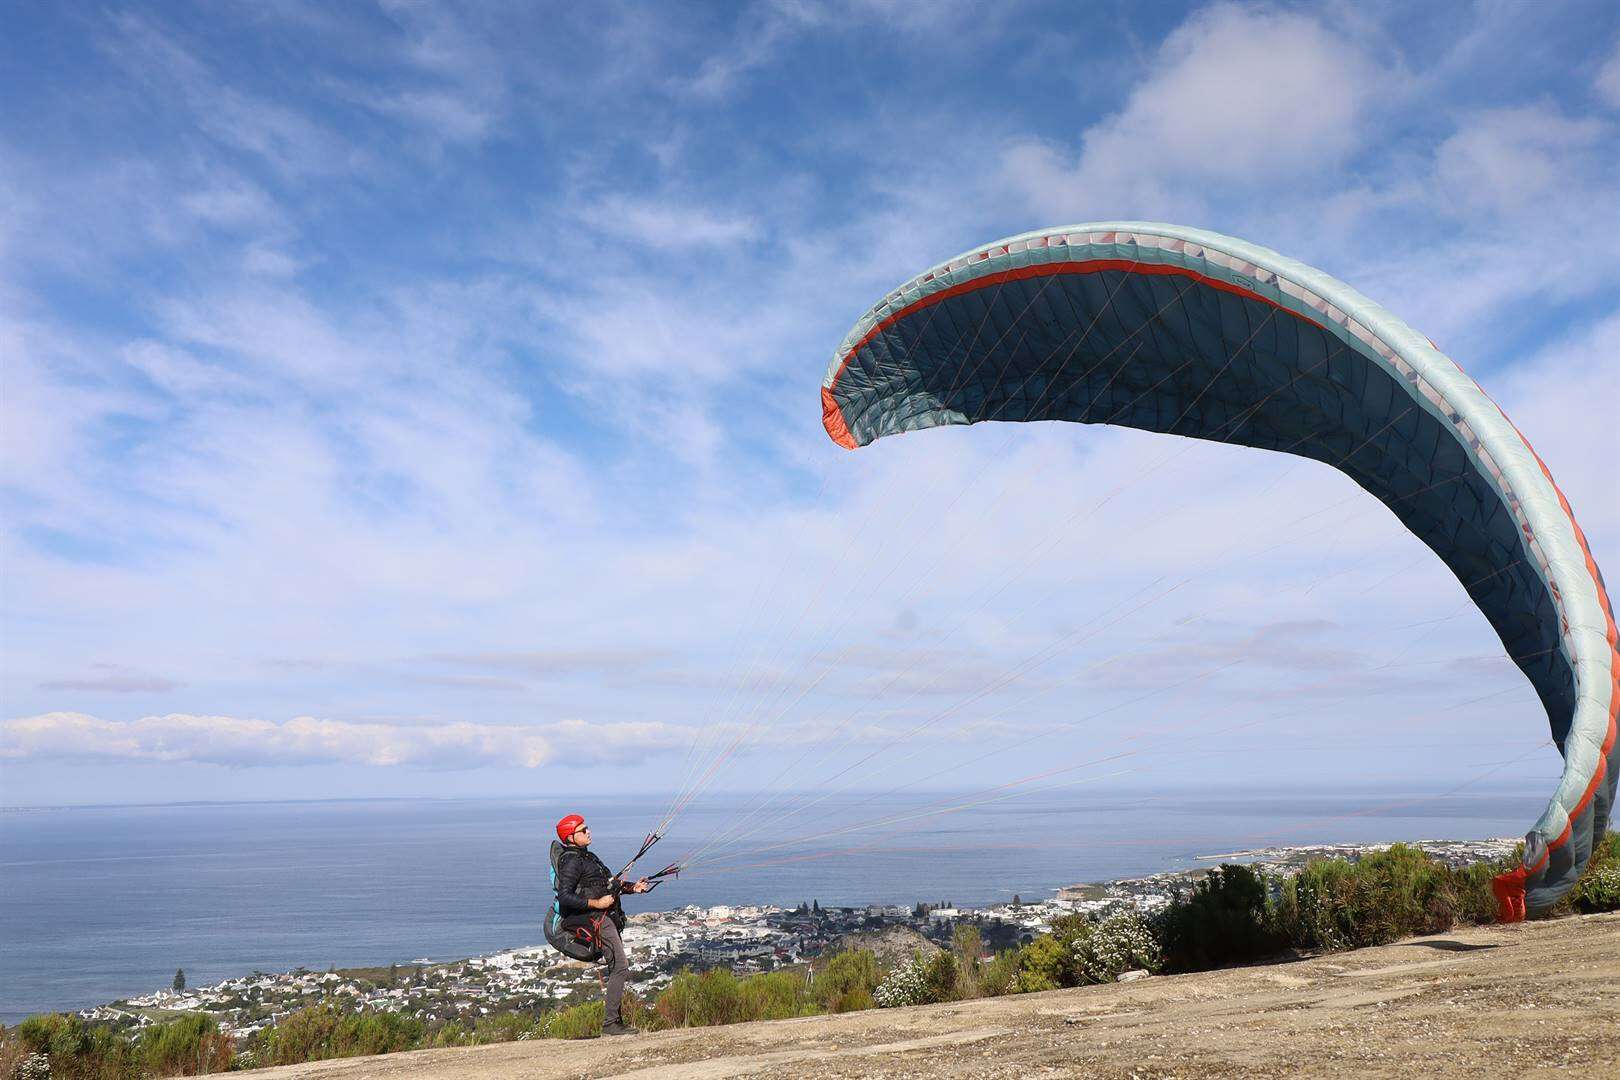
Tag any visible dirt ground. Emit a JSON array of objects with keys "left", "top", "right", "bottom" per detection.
[{"left": 251, "top": 911, "right": 1619, "bottom": 1079}]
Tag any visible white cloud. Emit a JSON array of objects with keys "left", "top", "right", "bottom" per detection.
[
  {"left": 100, "top": 12, "right": 359, "bottom": 179},
  {"left": 576, "top": 195, "right": 760, "bottom": 249},
  {"left": 681, "top": 0, "right": 827, "bottom": 100},
  {"left": 1003, "top": 3, "right": 1385, "bottom": 216},
  {"left": 364, "top": 87, "right": 493, "bottom": 143},
  {"left": 1492, "top": 310, "right": 1620, "bottom": 557},
  {"left": 1, "top": 711, "right": 684, "bottom": 769},
  {"left": 1596, "top": 36, "right": 1620, "bottom": 108},
  {"left": 1433, "top": 105, "right": 1606, "bottom": 216},
  {"left": 120, "top": 340, "right": 257, "bottom": 399}
]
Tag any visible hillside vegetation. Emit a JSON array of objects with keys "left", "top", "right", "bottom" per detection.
[{"left": 5, "top": 837, "right": 1618, "bottom": 1077}]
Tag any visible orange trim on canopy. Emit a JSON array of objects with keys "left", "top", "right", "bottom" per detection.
[{"left": 1511, "top": 427, "right": 1620, "bottom": 873}]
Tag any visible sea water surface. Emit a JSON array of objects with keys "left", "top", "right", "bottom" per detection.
[{"left": 0, "top": 785, "right": 1543, "bottom": 1022}]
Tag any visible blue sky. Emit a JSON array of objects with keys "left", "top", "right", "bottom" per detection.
[{"left": 2, "top": 1, "right": 1617, "bottom": 820}]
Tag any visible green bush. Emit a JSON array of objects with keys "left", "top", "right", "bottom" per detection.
[
  {"left": 333, "top": 1011, "right": 422, "bottom": 1057},
  {"left": 642, "top": 968, "right": 818, "bottom": 1029},
  {"left": 137, "top": 1013, "right": 233, "bottom": 1075},
  {"left": 0, "top": 1028, "right": 29, "bottom": 1080},
  {"left": 17, "top": 1014, "right": 88, "bottom": 1059},
  {"left": 1013, "top": 935, "right": 1067, "bottom": 993},
  {"left": 473, "top": 1012, "right": 543, "bottom": 1044},
  {"left": 813, "top": 950, "right": 880, "bottom": 1012},
  {"left": 1275, "top": 857, "right": 1359, "bottom": 950},
  {"left": 428, "top": 1021, "right": 472, "bottom": 1048},
  {"left": 951, "top": 926, "right": 984, "bottom": 998},
  {"left": 1159, "top": 864, "right": 1280, "bottom": 972},
  {"left": 253, "top": 1005, "right": 422, "bottom": 1064},
  {"left": 1047, "top": 914, "right": 1091, "bottom": 951},
  {"left": 918, "top": 951, "right": 958, "bottom": 1003},
  {"left": 737, "top": 971, "right": 814, "bottom": 1021},
  {"left": 12, "top": 1014, "right": 137, "bottom": 1079},
  {"left": 1273, "top": 844, "right": 1502, "bottom": 950},
  {"left": 1453, "top": 858, "right": 1510, "bottom": 924},
  {"left": 979, "top": 949, "right": 1021, "bottom": 997},
  {"left": 256, "top": 1005, "right": 342, "bottom": 1065},
  {"left": 1571, "top": 833, "right": 1620, "bottom": 913},
  {"left": 1358, "top": 844, "right": 1463, "bottom": 937},
  {"left": 656, "top": 969, "right": 744, "bottom": 1027},
  {"left": 544, "top": 1000, "right": 604, "bottom": 1039}
]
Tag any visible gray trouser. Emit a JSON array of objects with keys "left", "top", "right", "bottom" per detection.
[{"left": 596, "top": 919, "right": 630, "bottom": 1024}]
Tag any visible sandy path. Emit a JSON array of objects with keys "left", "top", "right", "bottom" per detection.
[{"left": 248, "top": 911, "right": 1619, "bottom": 1078}]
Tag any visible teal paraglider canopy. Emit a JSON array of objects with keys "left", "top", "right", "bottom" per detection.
[{"left": 822, "top": 222, "right": 1617, "bottom": 914}]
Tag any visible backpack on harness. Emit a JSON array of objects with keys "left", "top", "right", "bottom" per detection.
[{"left": 545, "top": 840, "right": 604, "bottom": 962}]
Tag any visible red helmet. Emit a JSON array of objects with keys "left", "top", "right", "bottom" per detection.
[{"left": 555, "top": 813, "right": 586, "bottom": 843}]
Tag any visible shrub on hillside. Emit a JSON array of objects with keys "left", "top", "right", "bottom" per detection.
[
  {"left": 136, "top": 1013, "right": 233, "bottom": 1075},
  {"left": 1048, "top": 914, "right": 1092, "bottom": 951},
  {"left": 0, "top": 1028, "right": 29, "bottom": 1080},
  {"left": 255, "top": 1005, "right": 422, "bottom": 1063},
  {"left": 473, "top": 1012, "right": 543, "bottom": 1044},
  {"left": 873, "top": 957, "right": 929, "bottom": 1008},
  {"left": 1017, "top": 913, "right": 1095, "bottom": 990},
  {"left": 874, "top": 952, "right": 972, "bottom": 1010},
  {"left": 1274, "top": 844, "right": 1494, "bottom": 950},
  {"left": 814, "top": 950, "right": 880, "bottom": 1013},
  {"left": 1159, "top": 863, "right": 1280, "bottom": 972},
  {"left": 1074, "top": 912, "right": 1161, "bottom": 984},
  {"left": 1571, "top": 833, "right": 1620, "bottom": 913},
  {"left": 427, "top": 1021, "right": 470, "bottom": 1048},
  {"left": 951, "top": 925, "right": 985, "bottom": 998},
  {"left": 1013, "top": 934, "right": 1068, "bottom": 993},
  {"left": 1274, "top": 856, "right": 1360, "bottom": 950},
  {"left": 918, "top": 951, "right": 958, "bottom": 1003},
  {"left": 1453, "top": 857, "right": 1513, "bottom": 924},
  {"left": 256, "top": 1005, "right": 343, "bottom": 1065},
  {"left": 657, "top": 969, "right": 744, "bottom": 1028},
  {"left": 542, "top": 1000, "right": 604, "bottom": 1039},
  {"left": 738, "top": 971, "right": 814, "bottom": 1021},
  {"left": 336, "top": 1011, "right": 423, "bottom": 1056},
  {"left": 1356, "top": 844, "right": 1464, "bottom": 937},
  {"left": 14, "top": 1013, "right": 135, "bottom": 1078},
  {"left": 979, "top": 949, "right": 1021, "bottom": 997}
]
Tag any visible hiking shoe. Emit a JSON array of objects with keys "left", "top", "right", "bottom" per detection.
[{"left": 602, "top": 1021, "right": 639, "bottom": 1037}]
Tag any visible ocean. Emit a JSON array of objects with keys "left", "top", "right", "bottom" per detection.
[{"left": 0, "top": 785, "right": 1543, "bottom": 1023}]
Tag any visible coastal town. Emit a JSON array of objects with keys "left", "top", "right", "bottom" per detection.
[{"left": 73, "top": 837, "right": 1519, "bottom": 1040}]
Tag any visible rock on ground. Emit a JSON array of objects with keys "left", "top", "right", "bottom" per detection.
[{"left": 249, "top": 912, "right": 1620, "bottom": 1079}]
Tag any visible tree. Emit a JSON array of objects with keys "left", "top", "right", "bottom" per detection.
[
  {"left": 173, "top": 969, "right": 186, "bottom": 992},
  {"left": 1012, "top": 894, "right": 1021, "bottom": 907},
  {"left": 812, "top": 899, "right": 820, "bottom": 914},
  {"left": 388, "top": 963, "right": 399, "bottom": 986}
]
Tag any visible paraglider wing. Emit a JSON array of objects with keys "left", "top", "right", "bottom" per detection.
[{"left": 822, "top": 223, "right": 1616, "bottom": 913}]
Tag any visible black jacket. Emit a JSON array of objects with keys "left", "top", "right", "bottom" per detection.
[{"left": 555, "top": 844, "right": 620, "bottom": 924}]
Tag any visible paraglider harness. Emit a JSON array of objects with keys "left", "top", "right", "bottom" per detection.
[{"left": 544, "top": 831, "right": 680, "bottom": 962}]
